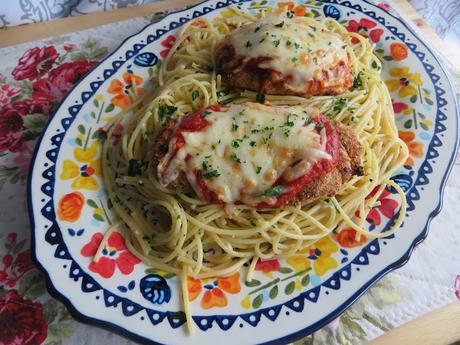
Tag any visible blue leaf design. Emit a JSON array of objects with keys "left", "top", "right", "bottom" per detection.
[
  {"left": 391, "top": 173, "right": 413, "bottom": 192},
  {"left": 128, "top": 280, "right": 135, "bottom": 290},
  {"left": 340, "top": 248, "right": 348, "bottom": 256},
  {"left": 323, "top": 5, "right": 341, "bottom": 20},
  {"left": 117, "top": 285, "right": 128, "bottom": 293},
  {"left": 134, "top": 52, "right": 158, "bottom": 67},
  {"left": 140, "top": 274, "right": 171, "bottom": 305},
  {"left": 76, "top": 229, "right": 85, "bottom": 236},
  {"left": 67, "top": 228, "right": 75, "bottom": 236},
  {"left": 341, "top": 257, "right": 348, "bottom": 264}
]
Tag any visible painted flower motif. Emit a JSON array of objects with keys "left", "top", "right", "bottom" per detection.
[
  {"left": 278, "top": 2, "right": 307, "bottom": 17},
  {"left": 160, "top": 35, "right": 176, "bottom": 58},
  {"left": 32, "top": 60, "right": 98, "bottom": 102},
  {"left": 392, "top": 100, "right": 409, "bottom": 114},
  {"left": 0, "top": 84, "right": 22, "bottom": 107},
  {"left": 361, "top": 186, "right": 399, "bottom": 227},
  {"left": 0, "top": 250, "right": 34, "bottom": 288},
  {"left": 81, "top": 231, "right": 141, "bottom": 278},
  {"left": 187, "top": 273, "right": 241, "bottom": 309},
  {"left": 336, "top": 228, "right": 367, "bottom": 248},
  {"left": 12, "top": 45, "right": 59, "bottom": 81},
  {"left": 399, "top": 131, "right": 424, "bottom": 167},
  {"left": 286, "top": 255, "right": 311, "bottom": 273},
  {"left": 57, "top": 192, "right": 85, "bottom": 222},
  {"left": 306, "top": 237, "right": 339, "bottom": 276},
  {"left": 60, "top": 142, "right": 100, "bottom": 190},
  {"left": 385, "top": 67, "right": 423, "bottom": 98},
  {"left": 255, "top": 259, "right": 280, "bottom": 272},
  {"left": 0, "top": 290, "right": 48, "bottom": 345},
  {"left": 107, "top": 72, "right": 144, "bottom": 109},
  {"left": 347, "top": 18, "right": 384, "bottom": 43},
  {"left": 390, "top": 42, "right": 408, "bottom": 61}
]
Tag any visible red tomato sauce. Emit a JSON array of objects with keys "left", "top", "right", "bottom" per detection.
[{"left": 164, "top": 107, "right": 341, "bottom": 209}]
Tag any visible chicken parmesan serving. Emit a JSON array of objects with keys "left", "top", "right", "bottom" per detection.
[
  {"left": 216, "top": 15, "right": 354, "bottom": 96},
  {"left": 99, "top": 6, "right": 408, "bottom": 333},
  {"left": 154, "top": 103, "right": 362, "bottom": 209}
]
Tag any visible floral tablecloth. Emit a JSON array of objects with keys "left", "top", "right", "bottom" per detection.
[{"left": 0, "top": 2, "right": 459, "bottom": 345}]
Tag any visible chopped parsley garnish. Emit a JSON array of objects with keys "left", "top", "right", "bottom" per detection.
[
  {"left": 332, "top": 97, "right": 347, "bottom": 113},
  {"left": 303, "top": 117, "right": 313, "bottom": 126},
  {"left": 286, "top": 40, "right": 292, "bottom": 46},
  {"left": 192, "top": 90, "right": 200, "bottom": 101},
  {"left": 313, "top": 57, "right": 318, "bottom": 65},
  {"left": 272, "top": 39, "right": 281, "bottom": 47},
  {"left": 248, "top": 218, "right": 256, "bottom": 227},
  {"left": 308, "top": 32, "right": 314, "bottom": 38},
  {"left": 254, "top": 26, "right": 261, "bottom": 32},
  {"left": 239, "top": 109, "right": 245, "bottom": 116},
  {"left": 250, "top": 141, "right": 257, "bottom": 147},
  {"left": 315, "top": 121, "right": 324, "bottom": 131},
  {"left": 275, "top": 21, "right": 284, "bottom": 28},
  {"left": 256, "top": 92, "right": 265, "bottom": 104},
  {"left": 293, "top": 42, "right": 301, "bottom": 49},
  {"left": 350, "top": 70, "right": 364, "bottom": 90},
  {"left": 203, "top": 170, "right": 221, "bottom": 179},
  {"left": 158, "top": 104, "right": 177, "bottom": 122},
  {"left": 202, "top": 160, "right": 221, "bottom": 179},
  {"left": 246, "top": 40, "right": 253, "bottom": 48},
  {"left": 230, "top": 153, "right": 242, "bottom": 164},
  {"left": 231, "top": 139, "right": 241, "bottom": 148},
  {"left": 256, "top": 166, "right": 262, "bottom": 174},
  {"left": 259, "top": 37, "right": 265, "bottom": 43},
  {"left": 128, "top": 159, "right": 146, "bottom": 177},
  {"left": 279, "top": 113, "right": 296, "bottom": 137},
  {"left": 263, "top": 186, "right": 284, "bottom": 197},
  {"left": 291, "top": 57, "right": 298, "bottom": 63},
  {"left": 202, "top": 110, "right": 211, "bottom": 118}
]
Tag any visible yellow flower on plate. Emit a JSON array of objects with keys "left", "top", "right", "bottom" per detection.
[
  {"left": 286, "top": 255, "right": 311, "bottom": 273},
  {"left": 385, "top": 67, "right": 423, "bottom": 98},
  {"left": 61, "top": 142, "right": 100, "bottom": 190},
  {"left": 305, "top": 236, "right": 339, "bottom": 276}
]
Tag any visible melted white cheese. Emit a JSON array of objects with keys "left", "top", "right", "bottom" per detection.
[
  {"left": 159, "top": 103, "right": 331, "bottom": 205},
  {"left": 225, "top": 16, "right": 348, "bottom": 91}
]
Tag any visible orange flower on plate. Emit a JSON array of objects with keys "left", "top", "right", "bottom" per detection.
[
  {"left": 399, "top": 131, "right": 424, "bottom": 167},
  {"left": 390, "top": 42, "right": 408, "bottom": 61},
  {"left": 187, "top": 272, "right": 241, "bottom": 309},
  {"left": 278, "top": 2, "right": 307, "bottom": 16},
  {"left": 336, "top": 228, "right": 367, "bottom": 248},
  {"left": 58, "top": 192, "right": 84, "bottom": 222},
  {"left": 107, "top": 72, "right": 144, "bottom": 109}
]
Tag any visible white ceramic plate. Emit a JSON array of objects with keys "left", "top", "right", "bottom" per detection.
[{"left": 29, "top": 1, "right": 459, "bottom": 344}]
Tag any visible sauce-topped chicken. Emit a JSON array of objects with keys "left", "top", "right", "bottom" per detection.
[
  {"left": 153, "top": 103, "right": 362, "bottom": 208},
  {"left": 215, "top": 16, "right": 354, "bottom": 96}
]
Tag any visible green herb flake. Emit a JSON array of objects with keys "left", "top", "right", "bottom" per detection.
[
  {"left": 248, "top": 218, "right": 256, "bottom": 227},
  {"left": 250, "top": 141, "right": 257, "bottom": 147},
  {"left": 246, "top": 40, "right": 253, "bottom": 48},
  {"left": 350, "top": 70, "right": 364, "bottom": 90},
  {"left": 263, "top": 186, "right": 284, "bottom": 197},
  {"left": 273, "top": 39, "right": 281, "bottom": 47},
  {"left": 128, "top": 159, "right": 145, "bottom": 177},
  {"left": 230, "top": 153, "right": 242, "bottom": 164},
  {"left": 274, "top": 21, "right": 284, "bottom": 28},
  {"left": 291, "top": 57, "right": 298, "bottom": 63},
  {"left": 231, "top": 140, "right": 240, "bottom": 148},
  {"left": 332, "top": 97, "right": 347, "bottom": 113},
  {"left": 256, "top": 92, "right": 265, "bottom": 104},
  {"left": 256, "top": 166, "right": 262, "bottom": 174},
  {"left": 254, "top": 26, "right": 261, "bottom": 32},
  {"left": 192, "top": 90, "right": 200, "bottom": 101}
]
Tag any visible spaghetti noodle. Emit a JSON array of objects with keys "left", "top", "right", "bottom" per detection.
[{"left": 98, "top": 7, "right": 408, "bottom": 332}]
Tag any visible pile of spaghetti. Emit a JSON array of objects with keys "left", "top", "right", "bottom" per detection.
[{"left": 100, "top": 7, "right": 408, "bottom": 329}]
